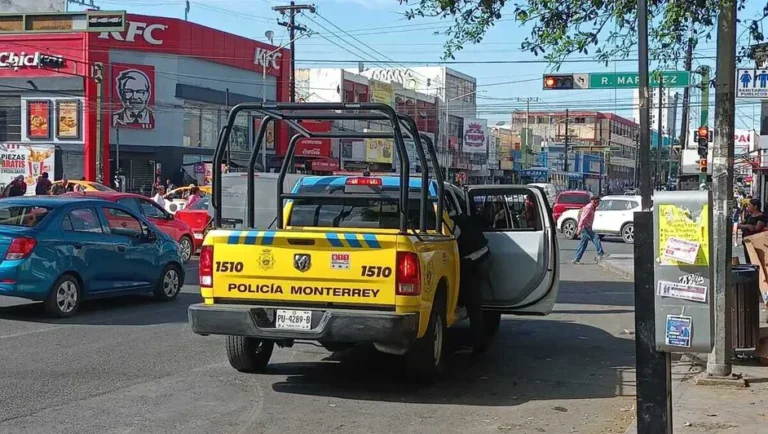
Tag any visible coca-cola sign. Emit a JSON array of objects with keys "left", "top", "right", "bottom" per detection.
[
  {"left": 462, "top": 119, "right": 488, "bottom": 154},
  {"left": 295, "top": 121, "right": 332, "bottom": 158}
]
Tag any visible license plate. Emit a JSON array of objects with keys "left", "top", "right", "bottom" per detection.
[
  {"left": 221, "top": 222, "right": 236, "bottom": 229},
  {"left": 275, "top": 309, "right": 312, "bottom": 330}
]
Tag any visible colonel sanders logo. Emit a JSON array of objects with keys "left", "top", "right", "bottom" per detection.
[{"left": 112, "top": 68, "right": 155, "bottom": 129}]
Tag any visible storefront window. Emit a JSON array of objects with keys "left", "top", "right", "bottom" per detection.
[
  {"left": 183, "top": 106, "right": 201, "bottom": 147},
  {"left": 200, "top": 108, "right": 219, "bottom": 149},
  {"left": 0, "top": 96, "right": 21, "bottom": 142}
]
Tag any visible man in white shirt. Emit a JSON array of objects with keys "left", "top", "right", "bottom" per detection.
[{"left": 153, "top": 185, "right": 166, "bottom": 208}]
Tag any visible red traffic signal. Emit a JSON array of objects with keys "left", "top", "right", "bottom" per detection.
[
  {"left": 543, "top": 74, "right": 574, "bottom": 90},
  {"left": 697, "top": 126, "right": 709, "bottom": 139},
  {"left": 699, "top": 159, "right": 708, "bottom": 173}
]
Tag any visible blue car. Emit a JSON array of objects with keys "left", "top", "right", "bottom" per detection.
[{"left": 0, "top": 196, "right": 185, "bottom": 317}]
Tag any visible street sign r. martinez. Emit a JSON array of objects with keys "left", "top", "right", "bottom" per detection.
[{"left": 589, "top": 71, "right": 691, "bottom": 89}]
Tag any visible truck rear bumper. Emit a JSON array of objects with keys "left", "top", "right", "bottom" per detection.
[{"left": 188, "top": 303, "right": 419, "bottom": 347}]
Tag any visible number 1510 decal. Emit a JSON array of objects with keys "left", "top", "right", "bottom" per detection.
[{"left": 361, "top": 265, "right": 392, "bottom": 278}]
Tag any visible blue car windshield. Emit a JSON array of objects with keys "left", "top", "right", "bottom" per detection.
[{"left": 0, "top": 205, "right": 53, "bottom": 228}]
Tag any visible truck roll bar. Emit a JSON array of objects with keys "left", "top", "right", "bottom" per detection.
[{"left": 213, "top": 102, "right": 445, "bottom": 235}]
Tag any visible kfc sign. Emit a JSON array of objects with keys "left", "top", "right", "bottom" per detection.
[
  {"left": 254, "top": 48, "right": 282, "bottom": 70},
  {"left": 98, "top": 21, "right": 167, "bottom": 45}
]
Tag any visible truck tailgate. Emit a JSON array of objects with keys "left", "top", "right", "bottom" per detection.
[{"left": 207, "top": 229, "right": 397, "bottom": 306}]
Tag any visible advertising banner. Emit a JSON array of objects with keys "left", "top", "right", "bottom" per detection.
[
  {"left": 26, "top": 100, "right": 51, "bottom": 139},
  {"left": 55, "top": 100, "right": 80, "bottom": 139},
  {"left": 295, "top": 120, "right": 332, "bottom": 157},
  {"left": 111, "top": 63, "right": 156, "bottom": 129},
  {"left": 370, "top": 80, "right": 393, "bottom": 105},
  {"left": 253, "top": 117, "right": 276, "bottom": 150},
  {"left": 0, "top": 144, "right": 55, "bottom": 194},
  {"left": 365, "top": 138, "right": 393, "bottom": 163},
  {"left": 463, "top": 119, "right": 488, "bottom": 154}
]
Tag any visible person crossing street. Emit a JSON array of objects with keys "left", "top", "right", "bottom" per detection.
[{"left": 572, "top": 195, "right": 609, "bottom": 264}]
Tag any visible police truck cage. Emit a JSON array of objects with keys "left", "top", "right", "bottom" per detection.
[{"left": 211, "top": 102, "right": 445, "bottom": 235}]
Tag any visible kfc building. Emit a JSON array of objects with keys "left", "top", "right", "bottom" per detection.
[{"left": 0, "top": 13, "right": 290, "bottom": 191}]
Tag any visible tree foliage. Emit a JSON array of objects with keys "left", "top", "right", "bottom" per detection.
[{"left": 400, "top": 0, "right": 768, "bottom": 68}]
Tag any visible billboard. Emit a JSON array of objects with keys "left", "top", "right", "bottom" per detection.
[
  {"left": 295, "top": 120, "right": 332, "bottom": 158},
  {"left": 369, "top": 80, "right": 393, "bottom": 105},
  {"left": 462, "top": 119, "right": 488, "bottom": 154},
  {"left": 0, "top": 144, "right": 54, "bottom": 194},
  {"left": 111, "top": 63, "right": 156, "bottom": 130}
]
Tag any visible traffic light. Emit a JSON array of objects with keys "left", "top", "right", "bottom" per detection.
[
  {"left": 697, "top": 126, "right": 709, "bottom": 157},
  {"left": 542, "top": 74, "right": 574, "bottom": 90},
  {"left": 699, "top": 158, "right": 708, "bottom": 173}
]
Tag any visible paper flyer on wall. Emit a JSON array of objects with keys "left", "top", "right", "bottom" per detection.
[
  {"left": 657, "top": 280, "right": 707, "bottom": 303},
  {"left": 662, "top": 237, "right": 700, "bottom": 265},
  {"left": 665, "top": 315, "right": 692, "bottom": 348}
]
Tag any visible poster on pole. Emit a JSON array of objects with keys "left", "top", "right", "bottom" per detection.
[
  {"left": 462, "top": 119, "right": 488, "bottom": 154},
  {"left": 0, "top": 144, "right": 55, "bottom": 194},
  {"left": 364, "top": 138, "right": 393, "bottom": 163}
]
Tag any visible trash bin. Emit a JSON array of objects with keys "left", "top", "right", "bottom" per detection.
[{"left": 730, "top": 265, "right": 761, "bottom": 350}]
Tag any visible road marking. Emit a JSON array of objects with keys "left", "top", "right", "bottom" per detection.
[{"left": 0, "top": 305, "right": 184, "bottom": 340}]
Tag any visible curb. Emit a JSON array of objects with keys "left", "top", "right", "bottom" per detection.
[{"left": 598, "top": 259, "right": 634, "bottom": 280}]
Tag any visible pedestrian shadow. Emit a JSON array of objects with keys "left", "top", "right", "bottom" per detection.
[
  {"left": 0, "top": 291, "right": 200, "bottom": 326},
  {"left": 267, "top": 317, "right": 636, "bottom": 406},
  {"left": 557, "top": 277, "right": 635, "bottom": 307}
]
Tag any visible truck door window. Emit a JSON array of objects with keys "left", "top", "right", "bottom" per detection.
[{"left": 471, "top": 192, "right": 542, "bottom": 231}]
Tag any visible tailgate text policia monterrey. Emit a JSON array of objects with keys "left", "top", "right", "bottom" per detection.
[{"left": 205, "top": 228, "right": 397, "bottom": 305}]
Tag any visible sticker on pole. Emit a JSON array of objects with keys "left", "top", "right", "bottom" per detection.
[
  {"left": 662, "top": 237, "right": 700, "bottom": 265},
  {"left": 657, "top": 280, "right": 707, "bottom": 303},
  {"left": 665, "top": 315, "right": 692, "bottom": 348},
  {"left": 330, "top": 253, "right": 350, "bottom": 270},
  {"left": 736, "top": 68, "right": 768, "bottom": 98}
]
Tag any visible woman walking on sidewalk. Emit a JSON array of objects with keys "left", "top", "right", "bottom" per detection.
[
  {"left": 738, "top": 198, "right": 766, "bottom": 264},
  {"left": 572, "top": 195, "right": 609, "bottom": 264}
]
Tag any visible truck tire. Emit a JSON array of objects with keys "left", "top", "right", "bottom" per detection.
[
  {"left": 225, "top": 336, "right": 274, "bottom": 373},
  {"left": 404, "top": 292, "right": 446, "bottom": 383}
]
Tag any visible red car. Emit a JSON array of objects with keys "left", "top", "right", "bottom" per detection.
[
  {"left": 64, "top": 191, "right": 196, "bottom": 262},
  {"left": 552, "top": 190, "right": 591, "bottom": 222},
  {"left": 174, "top": 195, "right": 211, "bottom": 252}
]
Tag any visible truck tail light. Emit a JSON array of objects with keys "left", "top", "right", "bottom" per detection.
[
  {"left": 396, "top": 251, "right": 421, "bottom": 296},
  {"left": 199, "top": 245, "right": 213, "bottom": 288},
  {"left": 5, "top": 237, "right": 37, "bottom": 260}
]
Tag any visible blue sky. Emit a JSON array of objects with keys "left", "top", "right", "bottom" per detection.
[{"left": 84, "top": 0, "right": 763, "bottom": 130}]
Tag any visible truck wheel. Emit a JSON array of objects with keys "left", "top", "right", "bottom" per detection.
[
  {"left": 225, "top": 336, "right": 274, "bottom": 373},
  {"left": 483, "top": 311, "right": 502, "bottom": 337},
  {"left": 404, "top": 292, "right": 446, "bottom": 383}
]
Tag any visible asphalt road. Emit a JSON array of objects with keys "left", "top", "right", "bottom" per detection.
[{"left": 0, "top": 237, "right": 637, "bottom": 434}]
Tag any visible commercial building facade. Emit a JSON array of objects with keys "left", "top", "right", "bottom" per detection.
[{"left": 0, "top": 13, "right": 291, "bottom": 192}]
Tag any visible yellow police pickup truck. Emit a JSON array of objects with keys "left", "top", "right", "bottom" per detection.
[{"left": 188, "top": 102, "right": 559, "bottom": 382}]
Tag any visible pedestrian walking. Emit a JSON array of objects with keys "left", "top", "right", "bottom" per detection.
[
  {"left": 35, "top": 172, "right": 52, "bottom": 195},
  {"left": 572, "top": 195, "right": 608, "bottom": 264},
  {"left": 153, "top": 185, "right": 166, "bottom": 208},
  {"left": 3, "top": 175, "right": 27, "bottom": 197},
  {"left": 738, "top": 198, "right": 766, "bottom": 264}
]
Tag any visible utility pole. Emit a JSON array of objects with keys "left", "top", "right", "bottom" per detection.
[
  {"left": 564, "top": 109, "right": 570, "bottom": 187},
  {"left": 678, "top": 30, "right": 695, "bottom": 183},
  {"left": 656, "top": 80, "right": 664, "bottom": 189},
  {"left": 92, "top": 62, "right": 104, "bottom": 183},
  {"left": 707, "top": 0, "right": 737, "bottom": 379},
  {"left": 273, "top": 2, "right": 316, "bottom": 102},
  {"left": 634, "top": 0, "right": 672, "bottom": 431},
  {"left": 515, "top": 97, "right": 539, "bottom": 172},
  {"left": 185, "top": 1, "right": 190, "bottom": 21},
  {"left": 225, "top": 88, "right": 231, "bottom": 169}
]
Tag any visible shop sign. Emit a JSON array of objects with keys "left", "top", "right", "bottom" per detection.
[
  {"left": 295, "top": 121, "right": 332, "bottom": 157},
  {"left": 253, "top": 48, "right": 282, "bottom": 70},
  {"left": 55, "top": 100, "right": 80, "bottom": 140},
  {"left": 0, "top": 52, "right": 63, "bottom": 70},
  {"left": 0, "top": 144, "right": 54, "bottom": 195},
  {"left": 310, "top": 159, "right": 340, "bottom": 172},
  {"left": 26, "top": 101, "right": 51, "bottom": 139},
  {"left": 463, "top": 119, "right": 488, "bottom": 154},
  {"left": 589, "top": 161, "right": 601, "bottom": 173},
  {"left": 97, "top": 21, "right": 167, "bottom": 45},
  {"left": 111, "top": 63, "right": 156, "bottom": 130}
]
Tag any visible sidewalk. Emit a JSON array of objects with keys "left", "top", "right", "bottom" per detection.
[{"left": 599, "top": 253, "right": 768, "bottom": 433}]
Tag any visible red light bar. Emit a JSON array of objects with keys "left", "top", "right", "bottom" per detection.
[{"left": 346, "top": 177, "right": 382, "bottom": 186}]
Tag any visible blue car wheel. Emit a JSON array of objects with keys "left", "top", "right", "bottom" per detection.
[
  {"left": 154, "top": 265, "right": 181, "bottom": 302},
  {"left": 44, "top": 275, "right": 82, "bottom": 318}
]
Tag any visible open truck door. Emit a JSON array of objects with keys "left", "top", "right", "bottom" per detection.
[{"left": 465, "top": 185, "right": 560, "bottom": 315}]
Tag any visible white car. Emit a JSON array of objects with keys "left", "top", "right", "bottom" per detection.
[{"left": 556, "top": 195, "right": 641, "bottom": 244}]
